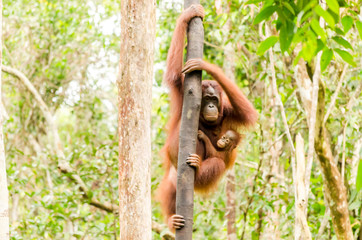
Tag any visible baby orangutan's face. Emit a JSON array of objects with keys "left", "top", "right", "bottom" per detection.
[{"left": 217, "top": 130, "right": 238, "bottom": 150}]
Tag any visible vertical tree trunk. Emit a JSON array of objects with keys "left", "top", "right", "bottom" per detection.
[
  {"left": 295, "top": 59, "right": 353, "bottom": 239},
  {"left": 0, "top": 0, "right": 10, "bottom": 238},
  {"left": 225, "top": 172, "right": 236, "bottom": 240},
  {"left": 314, "top": 80, "right": 353, "bottom": 240},
  {"left": 175, "top": 1, "right": 204, "bottom": 239},
  {"left": 294, "top": 134, "right": 312, "bottom": 240},
  {"left": 118, "top": 0, "right": 155, "bottom": 239}
]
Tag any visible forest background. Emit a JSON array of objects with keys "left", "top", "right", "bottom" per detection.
[{"left": 1, "top": 0, "right": 362, "bottom": 239}]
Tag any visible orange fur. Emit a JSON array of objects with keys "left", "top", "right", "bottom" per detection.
[{"left": 157, "top": 6, "right": 257, "bottom": 230}]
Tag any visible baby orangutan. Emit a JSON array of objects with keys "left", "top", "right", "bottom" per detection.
[{"left": 197, "top": 130, "right": 241, "bottom": 169}]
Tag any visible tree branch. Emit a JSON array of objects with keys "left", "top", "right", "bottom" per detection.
[
  {"left": 152, "top": 221, "right": 175, "bottom": 240},
  {"left": 323, "top": 64, "right": 348, "bottom": 124},
  {"left": 304, "top": 50, "right": 321, "bottom": 198}
]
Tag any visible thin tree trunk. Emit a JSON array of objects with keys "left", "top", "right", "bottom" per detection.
[
  {"left": 294, "top": 134, "right": 312, "bottom": 240},
  {"left": 314, "top": 80, "right": 353, "bottom": 240},
  {"left": 304, "top": 50, "right": 321, "bottom": 201},
  {"left": 175, "top": 1, "right": 204, "bottom": 240},
  {"left": 0, "top": 0, "right": 10, "bottom": 237},
  {"left": 295, "top": 59, "right": 353, "bottom": 239},
  {"left": 226, "top": 171, "right": 236, "bottom": 240},
  {"left": 118, "top": 0, "right": 155, "bottom": 239}
]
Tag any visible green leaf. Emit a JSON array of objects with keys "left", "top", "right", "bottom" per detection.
[
  {"left": 253, "top": 6, "right": 278, "bottom": 24},
  {"left": 276, "top": 8, "right": 287, "bottom": 23},
  {"left": 334, "top": 27, "right": 345, "bottom": 35},
  {"left": 299, "top": 30, "right": 318, "bottom": 63},
  {"left": 334, "top": 48, "right": 356, "bottom": 66},
  {"left": 279, "top": 21, "right": 294, "bottom": 52},
  {"left": 297, "top": 0, "right": 310, "bottom": 11},
  {"left": 320, "top": 48, "right": 333, "bottom": 71},
  {"left": 357, "top": 160, "right": 362, "bottom": 191},
  {"left": 314, "top": 5, "right": 335, "bottom": 28},
  {"left": 257, "top": 36, "right": 279, "bottom": 55},
  {"left": 326, "top": 0, "right": 339, "bottom": 14},
  {"left": 356, "top": 21, "right": 362, "bottom": 39},
  {"left": 246, "top": 0, "right": 264, "bottom": 4},
  {"left": 311, "top": 18, "right": 326, "bottom": 42},
  {"left": 341, "top": 16, "right": 353, "bottom": 33},
  {"left": 282, "top": 2, "right": 295, "bottom": 15},
  {"left": 328, "top": 8, "right": 340, "bottom": 24},
  {"left": 316, "top": 39, "right": 325, "bottom": 53},
  {"left": 332, "top": 36, "right": 353, "bottom": 50}
]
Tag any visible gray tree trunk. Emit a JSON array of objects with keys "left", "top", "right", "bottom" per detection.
[
  {"left": 118, "top": 0, "right": 155, "bottom": 239},
  {"left": 175, "top": 1, "right": 204, "bottom": 239}
]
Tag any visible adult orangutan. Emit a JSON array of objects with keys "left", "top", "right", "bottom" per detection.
[{"left": 157, "top": 4, "right": 257, "bottom": 231}]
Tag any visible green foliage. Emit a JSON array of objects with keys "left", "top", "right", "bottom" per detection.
[
  {"left": 320, "top": 48, "right": 333, "bottom": 71},
  {"left": 326, "top": 0, "right": 339, "bottom": 14},
  {"left": 311, "top": 18, "right": 327, "bottom": 42},
  {"left": 315, "top": 5, "right": 335, "bottom": 28},
  {"left": 251, "top": 0, "right": 360, "bottom": 71},
  {"left": 253, "top": 6, "right": 278, "bottom": 24},
  {"left": 257, "top": 36, "right": 278, "bottom": 55},
  {"left": 341, "top": 16, "right": 353, "bottom": 33},
  {"left": 356, "top": 21, "right": 362, "bottom": 39},
  {"left": 334, "top": 48, "right": 356, "bottom": 67},
  {"left": 332, "top": 36, "right": 353, "bottom": 50},
  {"left": 357, "top": 161, "right": 362, "bottom": 192}
]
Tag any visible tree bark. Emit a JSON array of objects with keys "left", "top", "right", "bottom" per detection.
[
  {"left": 0, "top": 0, "right": 10, "bottom": 237},
  {"left": 118, "top": 0, "right": 155, "bottom": 239},
  {"left": 295, "top": 59, "right": 353, "bottom": 239},
  {"left": 305, "top": 50, "right": 321, "bottom": 201},
  {"left": 314, "top": 80, "right": 353, "bottom": 240},
  {"left": 175, "top": 1, "right": 204, "bottom": 239},
  {"left": 294, "top": 134, "right": 312, "bottom": 240}
]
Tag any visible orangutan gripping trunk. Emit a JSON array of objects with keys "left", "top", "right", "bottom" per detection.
[{"left": 157, "top": 4, "right": 257, "bottom": 231}]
